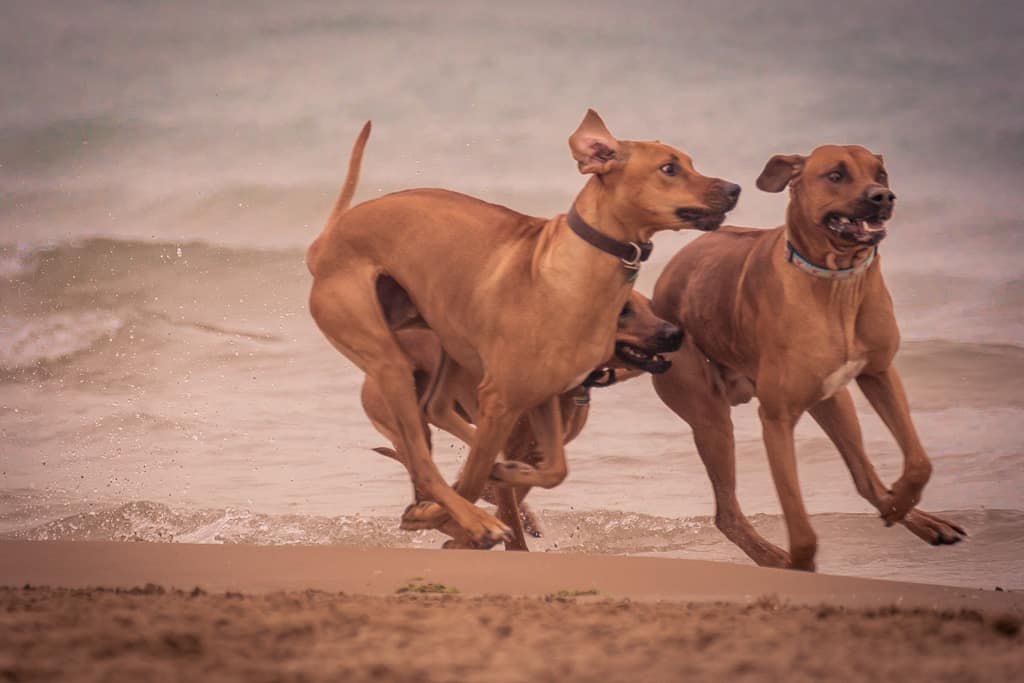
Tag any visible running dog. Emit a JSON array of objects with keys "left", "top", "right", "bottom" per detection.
[
  {"left": 307, "top": 112, "right": 739, "bottom": 547},
  {"left": 651, "top": 145, "right": 964, "bottom": 571}
]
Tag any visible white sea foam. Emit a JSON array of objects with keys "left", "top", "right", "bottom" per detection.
[
  {"left": 0, "top": 310, "right": 125, "bottom": 370},
  {"left": 0, "top": 244, "right": 39, "bottom": 281}
]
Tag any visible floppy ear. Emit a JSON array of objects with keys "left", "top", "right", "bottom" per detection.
[
  {"left": 756, "top": 154, "right": 805, "bottom": 193},
  {"left": 568, "top": 109, "right": 621, "bottom": 175}
]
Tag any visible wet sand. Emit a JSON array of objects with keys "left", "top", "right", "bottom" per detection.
[{"left": 1, "top": 541, "right": 1021, "bottom": 682}]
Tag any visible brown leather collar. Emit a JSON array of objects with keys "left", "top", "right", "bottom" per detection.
[{"left": 567, "top": 204, "right": 653, "bottom": 269}]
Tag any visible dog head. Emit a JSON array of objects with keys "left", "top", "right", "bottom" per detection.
[
  {"left": 756, "top": 145, "right": 894, "bottom": 246},
  {"left": 607, "top": 291, "right": 682, "bottom": 375},
  {"left": 568, "top": 109, "right": 740, "bottom": 235}
]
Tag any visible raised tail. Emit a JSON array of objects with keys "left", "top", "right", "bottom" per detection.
[
  {"left": 307, "top": 120, "right": 372, "bottom": 275},
  {"left": 326, "top": 120, "right": 372, "bottom": 226}
]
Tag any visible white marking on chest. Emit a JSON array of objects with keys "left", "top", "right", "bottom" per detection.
[{"left": 820, "top": 360, "right": 867, "bottom": 400}]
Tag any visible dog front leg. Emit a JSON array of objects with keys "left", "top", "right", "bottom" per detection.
[
  {"left": 495, "top": 487, "right": 529, "bottom": 550},
  {"left": 489, "top": 396, "right": 568, "bottom": 489},
  {"left": 856, "top": 367, "right": 933, "bottom": 524},
  {"left": 759, "top": 402, "right": 818, "bottom": 571},
  {"left": 809, "top": 388, "right": 964, "bottom": 545},
  {"left": 809, "top": 388, "right": 891, "bottom": 506}
]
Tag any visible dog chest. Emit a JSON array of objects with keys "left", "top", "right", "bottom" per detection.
[{"left": 820, "top": 359, "right": 867, "bottom": 400}]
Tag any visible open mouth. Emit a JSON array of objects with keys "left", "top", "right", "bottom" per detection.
[
  {"left": 823, "top": 212, "right": 888, "bottom": 245},
  {"left": 614, "top": 342, "right": 671, "bottom": 373},
  {"left": 675, "top": 207, "right": 725, "bottom": 232}
]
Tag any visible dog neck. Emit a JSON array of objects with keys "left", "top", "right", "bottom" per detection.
[
  {"left": 572, "top": 178, "right": 651, "bottom": 245},
  {"left": 567, "top": 205, "right": 652, "bottom": 273},
  {"left": 525, "top": 196, "right": 638, "bottom": 367}
]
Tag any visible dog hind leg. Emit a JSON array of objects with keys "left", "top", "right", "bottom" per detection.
[
  {"left": 311, "top": 268, "right": 511, "bottom": 548},
  {"left": 653, "top": 342, "right": 791, "bottom": 568}
]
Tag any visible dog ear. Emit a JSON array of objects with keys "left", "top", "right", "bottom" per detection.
[
  {"left": 756, "top": 154, "right": 805, "bottom": 193},
  {"left": 569, "top": 109, "right": 621, "bottom": 175}
]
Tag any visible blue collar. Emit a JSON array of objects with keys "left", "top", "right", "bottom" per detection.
[{"left": 785, "top": 241, "right": 876, "bottom": 280}]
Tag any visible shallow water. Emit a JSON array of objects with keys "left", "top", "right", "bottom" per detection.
[{"left": 1, "top": 1, "right": 1022, "bottom": 590}]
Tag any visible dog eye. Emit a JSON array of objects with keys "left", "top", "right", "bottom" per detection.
[
  {"left": 619, "top": 304, "right": 632, "bottom": 318},
  {"left": 659, "top": 163, "right": 677, "bottom": 176},
  {"left": 827, "top": 170, "right": 844, "bottom": 183},
  {"left": 876, "top": 170, "right": 888, "bottom": 183}
]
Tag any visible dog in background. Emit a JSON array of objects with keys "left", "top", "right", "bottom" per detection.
[{"left": 366, "top": 291, "right": 682, "bottom": 550}]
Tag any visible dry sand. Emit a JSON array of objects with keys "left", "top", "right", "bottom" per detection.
[{"left": 1, "top": 541, "right": 1021, "bottom": 682}]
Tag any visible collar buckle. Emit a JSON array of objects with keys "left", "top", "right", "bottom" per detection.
[{"left": 620, "top": 242, "right": 643, "bottom": 270}]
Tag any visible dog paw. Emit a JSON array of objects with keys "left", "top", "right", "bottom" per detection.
[
  {"left": 465, "top": 517, "right": 512, "bottom": 549},
  {"left": 881, "top": 478, "right": 924, "bottom": 525},
  {"left": 452, "top": 504, "right": 513, "bottom": 549},
  {"left": 400, "top": 501, "right": 449, "bottom": 530},
  {"left": 489, "top": 460, "right": 537, "bottom": 485},
  {"left": 900, "top": 509, "right": 966, "bottom": 546},
  {"left": 787, "top": 556, "right": 817, "bottom": 572},
  {"left": 751, "top": 545, "right": 791, "bottom": 569}
]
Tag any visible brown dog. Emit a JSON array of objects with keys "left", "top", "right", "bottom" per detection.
[
  {"left": 307, "top": 112, "right": 739, "bottom": 547},
  {"left": 364, "top": 291, "right": 682, "bottom": 550},
  {"left": 651, "top": 145, "right": 964, "bottom": 571}
]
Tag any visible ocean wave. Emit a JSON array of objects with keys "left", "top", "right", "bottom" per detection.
[
  {"left": 0, "top": 310, "right": 126, "bottom": 371},
  {"left": 5, "top": 498, "right": 1020, "bottom": 552},
  {"left": 4, "top": 500, "right": 1019, "bottom": 589},
  {"left": 0, "top": 238, "right": 296, "bottom": 375},
  {"left": 1, "top": 500, "right": 433, "bottom": 548},
  {"left": 0, "top": 237, "right": 301, "bottom": 282},
  {"left": 1, "top": 237, "right": 1022, "bottom": 389},
  {"left": 0, "top": 116, "right": 151, "bottom": 173},
  {"left": 4, "top": 237, "right": 1023, "bottom": 332},
  {"left": 0, "top": 242, "right": 48, "bottom": 280}
]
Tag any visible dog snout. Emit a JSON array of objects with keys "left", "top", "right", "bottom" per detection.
[
  {"left": 865, "top": 184, "right": 895, "bottom": 208},
  {"left": 656, "top": 323, "right": 683, "bottom": 352},
  {"left": 716, "top": 181, "right": 742, "bottom": 211}
]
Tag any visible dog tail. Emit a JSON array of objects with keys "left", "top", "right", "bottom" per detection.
[
  {"left": 307, "top": 121, "right": 371, "bottom": 275},
  {"left": 326, "top": 120, "right": 372, "bottom": 226}
]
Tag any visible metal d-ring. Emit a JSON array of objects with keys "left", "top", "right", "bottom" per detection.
[{"left": 620, "top": 242, "right": 643, "bottom": 270}]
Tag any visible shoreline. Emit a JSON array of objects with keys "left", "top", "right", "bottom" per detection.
[{"left": 2, "top": 540, "right": 1020, "bottom": 613}]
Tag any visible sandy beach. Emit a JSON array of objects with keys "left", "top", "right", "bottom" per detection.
[
  {"left": 1, "top": 541, "right": 1021, "bottom": 682},
  {"left": 3, "top": 2, "right": 1024, "bottom": 682}
]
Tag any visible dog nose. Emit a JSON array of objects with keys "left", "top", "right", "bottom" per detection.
[
  {"left": 657, "top": 324, "right": 683, "bottom": 351},
  {"left": 866, "top": 185, "right": 896, "bottom": 206},
  {"left": 722, "top": 182, "right": 742, "bottom": 200},
  {"left": 719, "top": 181, "right": 741, "bottom": 209}
]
